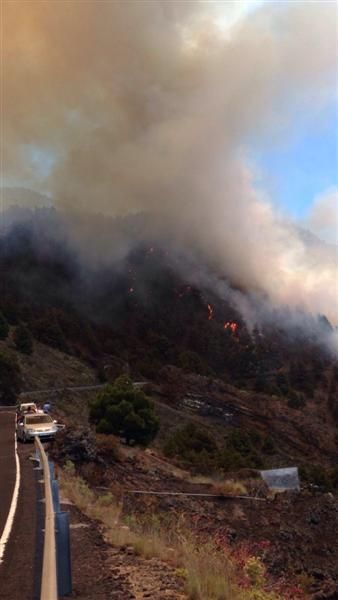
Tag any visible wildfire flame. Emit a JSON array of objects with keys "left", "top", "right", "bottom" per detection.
[
  {"left": 224, "top": 321, "right": 238, "bottom": 333},
  {"left": 207, "top": 303, "right": 214, "bottom": 320}
]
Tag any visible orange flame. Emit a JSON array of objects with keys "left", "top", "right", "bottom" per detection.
[
  {"left": 224, "top": 321, "right": 238, "bottom": 333},
  {"left": 207, "top": 303, "right": 214, "bottom": 320}
]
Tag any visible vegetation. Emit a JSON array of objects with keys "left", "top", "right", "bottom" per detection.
[
  {"left": 31, "top": 313, "right": 67, "bottom": 351},
  {"left": 1, "top": 221, "right": 335, "bottom": 402},
  {"left": 299, "top": 463, "right": 338, "bottom": 492},
  {"left": 163, "top": 423, "right": 217, "bottom": 473},
  {"left": 90, "top": 375, "right": 159, "bottom": 445},
  {"left": 0, "top": 350, "right": 22, "bottom": 405},
  {"left": 163, "top": 425, "right": 275, "bottom": 474},
  {"left": 13, "top": 323, "right": 33, "bottom": 354},
  {"left": 60, "top": 464, "right": 285, "bottom": 600}
]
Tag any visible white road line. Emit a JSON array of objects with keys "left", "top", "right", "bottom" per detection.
[{"left": 0, "top": 426, "right": 21, "bottom": 564}]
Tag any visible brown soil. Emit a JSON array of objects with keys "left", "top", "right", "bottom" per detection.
[
  {"left": 151, "top": 367, "right": 337, "bottom": 468},
  {"left": 60, "top": 501, "right": 186, "bottom": 600},
  {"left": 78, "top": 443, "right": 338, "bottom": 599}
]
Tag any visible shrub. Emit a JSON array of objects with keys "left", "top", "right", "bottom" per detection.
[
  {"left": 220, "top": 429, "right": 265, "bottom": 471},
  {"left": 244, "top": 556, "right": 265, "bottom": 587},
  {"left": 299, "top": 464, "right": 331, "bottom": 490},
  {"left": 163, "top": 423, "right": 217, "bottom": 473},
  {"left": 90, "top": 375, "right": 159, "bottom": 446},
  {"left": 13, "top": 323, "right": 33, "bottom": 354},
  {"left": 212, "top": 480, "right": 248, "bottom": 496}
]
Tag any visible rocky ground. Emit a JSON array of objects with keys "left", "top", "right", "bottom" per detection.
[
  {"left": 52, "top": 428, "right": 338, "bottom": 600},
  {"left": 151, "top": 366, "right": 337, "bottom": 468},
  {"left": 60, "top": 501, "right": 186, "bottom": 600}
]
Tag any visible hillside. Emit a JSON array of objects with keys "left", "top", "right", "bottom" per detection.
[
  {"left": 1, "top": 216, "right": 337, "bottom": 471},
  {"left": 1, "top": 215, "right": 338, "bottom": 598}
]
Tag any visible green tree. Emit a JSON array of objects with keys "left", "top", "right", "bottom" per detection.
[
  {"left": 90, "top": 375, "right": 159, "bottom": 445},
  {"left": 0, "top": 351, "right": 22, "bottom": 405},
  {"left": 13, "top": 323, "right": 33, "bottom": 355},
  {"left": 0, "top": 311, "right": 9, "bottom": 340}
]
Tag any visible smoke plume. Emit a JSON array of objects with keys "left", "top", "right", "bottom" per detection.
[{"left": 2, "top": 1, "right": 338, "bottom": 322}]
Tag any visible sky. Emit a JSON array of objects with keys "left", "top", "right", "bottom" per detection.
[
  {"left": 252, "top": 100, "right": 337, "bottom": 220},
  {"left": 214, "top": 0, "right": 337, "bottom": 224}
]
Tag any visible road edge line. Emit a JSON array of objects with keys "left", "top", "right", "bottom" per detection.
[{"left": 0, "top": 423, "right": 21, "bottom": 564}]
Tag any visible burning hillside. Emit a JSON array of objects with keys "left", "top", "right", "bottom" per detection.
[{"left": 1, "top": 212, "right": 337, "bottom": 397}]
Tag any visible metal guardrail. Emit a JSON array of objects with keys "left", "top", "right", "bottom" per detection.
[{"left": 34, "top": 437, "right": 58, "bottom": 600}]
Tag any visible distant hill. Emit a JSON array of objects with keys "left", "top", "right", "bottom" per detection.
[{"left": 1, "top": 187, "right": 53, "bottom": 210}]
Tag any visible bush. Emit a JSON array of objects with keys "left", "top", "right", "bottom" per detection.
[
  {"left": 0, "top": 350, "right": 22, "bottom": 405},
  {"left": 163, "top": 426, "right": 270, "bottom": 474},
  {"left": 299, "top": 464, "right": 332, "bottom": 490},
  {"left": 218, "top": 429, "right": 265, "bottom": 472},
  {"left": 0, "top": 311, "right": 9, "bottom": 340},
  {"left": 163, "top": 423, "right": 218, "bottom": 473},
  {"left": 13, "top": 323, "right": 33, "bottom": 354},
  {"left": 90, "top": 375, "right": 159, "bottom": 446}
]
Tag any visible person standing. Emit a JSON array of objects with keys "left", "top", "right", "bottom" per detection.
[{"left": 43, "top": 401, "right": 51, "bottom": 413}]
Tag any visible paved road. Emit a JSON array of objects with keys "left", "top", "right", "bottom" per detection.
[
  {"left": 19, "top": 380, "right": 148, "bottom": 397},
  {"left": 0, "top": 411, "right": 42, "bottom": 599}
]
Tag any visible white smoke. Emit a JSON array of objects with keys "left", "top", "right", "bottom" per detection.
[{"left": 2, "top": 1, "right": 338, "bottom": 323}]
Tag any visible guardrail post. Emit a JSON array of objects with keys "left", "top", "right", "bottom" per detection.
[
  {"left": 51, "top": 480, "right": 60, "bottom": 513},
  {"left": 55, "top": 511, "right": 72, "bottom": 596},
  {"left": 48, "top": 461, "right": 55, "bottom": 480}
]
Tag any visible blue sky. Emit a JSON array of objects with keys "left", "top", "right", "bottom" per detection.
[{"left": 250, "top": 101, "right": 337, "bottom": 220}]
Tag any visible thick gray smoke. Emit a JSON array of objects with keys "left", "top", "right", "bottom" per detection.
[{"left": 2, "top": 1, "right": 338, "bottom": 324}]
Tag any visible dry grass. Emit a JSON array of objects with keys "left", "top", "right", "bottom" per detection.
[
  {"left": 181, "top": 538, "right": 235, "bottom": 600},
  {"left": 211, "top": 480, "right": 248, "bottom": 497},
  {"left": 188, "top": 475, "right": 248, "bottom": 497},
  {"left": 59, "top": 463, "right": 281, "bottom": 600}
]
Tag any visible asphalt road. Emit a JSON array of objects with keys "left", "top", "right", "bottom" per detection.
[
  {"left": 0, "top": 411, "right": 42, "bottom": 599},
  {"left": 19, "top": 380, "right": 148, "bottom": 397}
]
